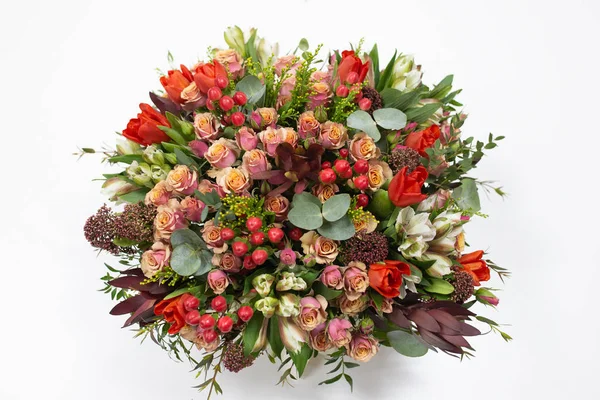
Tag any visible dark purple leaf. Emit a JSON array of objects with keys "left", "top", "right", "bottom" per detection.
[
  {"left": 457, "top": 321, "right": 481, "bottom": 336},
  {"left": 110, "top": 295, "right": 146, "bottom": 316},
  {"left": 428, "top": 309, "right": 462, "bottom": 332},
  {"left": 440, "top": 334, "right": 472, "bottom": 350},
  {"left": 253, "top": 170, "right": 284, "bottom": 180},
  {"left": 149, "top": 91, "right": 181, "bottom": 115},
  {"left": 409, "top": 309, "right": 441, "bottom": 333},
  {"left": 109, "top": 276, "right": 145, "bottom": 291},
  {"left": 123, "top": 299, "right": 156, "bottom": 327},
  {"left": 121, "top": 268, "right": 144, "bottom": 277},
  {"left": 388, "top": 307, "right": 411, "bottom": 329},
  {"left": 418, "top": 327, "right": 462, "bottom": 354}
]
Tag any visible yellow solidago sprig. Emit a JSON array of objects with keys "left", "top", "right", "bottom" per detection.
[
  {"left": 348, "top": 206, "right": 378, "bottom": 234},
  {"left": 219, "top": 193, "right": 275, "bottom": 229}
]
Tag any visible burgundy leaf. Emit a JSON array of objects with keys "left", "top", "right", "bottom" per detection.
[
  {"left": 109, "top": 276, "right": 145, "bottom": 291},
  {"left": 149, "top": 91, "right": 181, "bottom": 115},
  {"left": 388, "top": 307, "right": 411, "bottom": 329},
  {"left": 121, "top": 268, "right": 144, "bottom": 277},
  {"left": 430, "top": 301, "right": 476, "bottom": 317},
  {"left": 428, "top": 309, "right": 462, "bottom": 332},
  {"left": 147, "top": 282, "right": 172, "bottom": 295},
  {"left": 253, "top": 170, "right": 284, "bottom": 180},
  {"left": 409, "top": 309, "right": 441, "bottom": 333},
  {"left": 440, "top": 334, "right": 472, "bottom": 350},
  {"left": 294, "top": 179, "right": 308, "bottom": 193},
  {"left": 418, "top": 327, "right": 462, "bottom": 354},
  {"left": 267, "top": 180, "right": 293, "bottom": 197},
  {"left": 123, "top": 299, "right": 156, "bottom": 328},
  {"left": 110, "top": 295, "right": 146, "bottom": 316},
  {"left": 457, "top": 321, "right": 481, "bottom": 337}
]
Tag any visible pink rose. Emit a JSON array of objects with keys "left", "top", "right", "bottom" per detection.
[
  {"left": 481, "top": 296, "right": 500, "bottom": 306},
  {"left": 251, "top": 108, "right": 278, "bottom": 130},
  {"left": 180, "top": 196, "right": 205, "bottom": 222},
  {"left": 295, "top": 296, "right": 327, "bottom": 331},
  {"left": 347, "top": 334, "right": 378, "bottom": 362},
  {"left": 274, "top": 55, "right": 300, "bottom": 76},
  {"left": 277, "top": 76, "right": 295, "bottom": 109},
  {"left": 197, "top": 179, "right": 225, "bottom": 198},
  {"left": 165, "top": 165, "right": 198, "bottom": 195},
  {"left": 327, "top": 318, "right": 352, "bottom": 347},
  {"left": 205, "top": 139, "right": 239, "bottom": 169},
  {"left": 242, "top": 149, "right": 271, "bottom": 174},
  {"left": 279, "top": 248, "right": 297, "bottom": 265},
  {"left": 235, "top": 126, "right": 259, "bottom": 151},
  {"left": 180, "top": 82, "right": 206, "bottom": 108},
  {"left": 141, "top": 241, "right": 171, "bottom": 278},
  {"left": 194, "top": 112, "right": 220, "bottom": 141},
  {"left": 217, "top": 167, "right": 252, "bottom": 194},
  {"left": 212, "top": 252, "right": 242, "bottom": 273},
  {"left": 145, "top": 181, "right": 171, "bottom": 206},
  {"left": 258, "top": 127, "right": 282, "bottom": 156},
  {"left": 320, "top": 265, "right": 343, "bottom": 290},
  {"left": 207, "top": 269, "right": 229, "bottom": 294},
  {"left": 201, "top": 220, "right": 227, "bottom": 254},
  {"left": 297, "top": 111, "right": 321, "bottom": 139},
  {"left": 338, "top": 293, "right": 368, "bottom": 315},
  {"left": 300, "top": 231, "right": 339, "bottom": 265},
  {"left": 264, "top": 195, "right": 290, "bottom": 222},
  {"left": 189, "top": 140, "right": 209, "bottom": 158},
  {"left": 309, "top": 322, "right": 332, "bottom": 351},
  {"left": 213, "top": 49, "right": 244, "bottom": 79},
  {"left": 308, "top": 71, "right": 332, "bottom": 109},
  {"left": 280, "top": 127, "right": 298, "bottom": 148},
  {"left": 154, "top": 199, "right": 187, "bottom": 240},
  {"left": 381, "top": 298, "right": 394, "bottom": 313},
  {"left": 349, "top": 132, "right": 380, "bottom": 161},
  {"left": 319, "top": 121, "right": 348, "bottom": 150},
  {"left": 312, "top": 183, "right": 339, "bottom": 203}
]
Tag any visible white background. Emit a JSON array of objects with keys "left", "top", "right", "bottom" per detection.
[{"left": 1, "top": 0, "right": 599, "bottom": 399}]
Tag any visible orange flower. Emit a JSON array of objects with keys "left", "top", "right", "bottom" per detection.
[
  {"left": 193, "top": 60, "right": 228, "bottom": 94},
  {"left": 154, "top": 295, "right": 186, "bottom": 334},
  {"left": 388, "top": 166, "right": 428, "bottom": 207},
  {"left": 458, "top": 250, "right": 490, "bottom": 286},
  {"left": 368, "top": 260, "right": 411, "bottom": 299},
  {"left": 405, "top": 124, "right": 441, "bottom": 157},
  {"left": 122, "top": 103, "right": 170, "bottom": 145},
  {"left": 160, "top": 65, "right": 194, "bottom": 104},
  {"left": 338, "top": 50, "right": 370, "bottom": 84}
]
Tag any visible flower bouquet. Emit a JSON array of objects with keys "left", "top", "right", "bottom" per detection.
[{"left": 81, "top": 26, "right": 510, "bottom": 397}]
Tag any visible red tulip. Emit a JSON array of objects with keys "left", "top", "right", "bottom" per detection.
[
  {"left": 337, "top": 50, "right": 370, "bottom": 85},
  {"left": 159, "top": 65, "right": 194, "bottom": 104},
  {"left": 387, "top": 166, "right": 428, "bottom": 207},
  {"left": 122, "top": 103, "right": 170, "bottom": 145},
  {"left": 193, "top": 60, "right": 228, "bottom": 94}
]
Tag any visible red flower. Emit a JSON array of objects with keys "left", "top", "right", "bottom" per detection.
[
  {"left": 387, "top": 166, "right": 428, "bottom": 207},
  {"left": 160, "top": 65, "right": 194, "bottom": 104},
  {"left": 154, "top": 295, "right": 187, "bottom": 334},
  {"left": 457, "top": 250, "right": 490, "bottom": 286},
  {"left": 405, "top": 124, "right": 441, "bottom": 157},
  {"left": 193, "top": 61, "right": 228, "bottom": 94},
  {"left": 368, "top": 260, "right": 411, "bottom": 298},
  {"left": 122, "top": 103, "right": 171, "bottom": 145},
  {"left": 338, "top": 50, "right": 370, "bottom": 85}
]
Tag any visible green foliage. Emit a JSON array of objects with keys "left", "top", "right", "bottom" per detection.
[
  {"left": 243, "top": 313, "right": 265, "bottom": 356},
  {"left": 317, "top": 215, "right": 355, "bottom": 240},
  {"left": 236, "top": 75, "right": 266, "bottom": 105},
  {"left": 387, "top": 330, "right": 429, "bottom": 357},
  {"left": 373, "top": 108, "right": 407, "bottom": 130},
  {"left": 425, "top": 278, "right": 455, "bottom": 295},
  {"left": 322, "top": 194, "right": 351, "bottom": 222},
  {"left": 347, "top": 108, "right": 407, "bottom": 141},
  {"left": 313, "top": 281, "right": 343, "bottom": 300},
  {"left": 452, "top": 178, "right": 481, "bottom": 212},
  {"left": 376, "top": 50, "right": 398, "bottom": 92},
  {"left": 319, "top": 351, "right": 355, "bottom": 392},
  {"left": 118, "top": 188, "right": 148, "bottom": 204}
]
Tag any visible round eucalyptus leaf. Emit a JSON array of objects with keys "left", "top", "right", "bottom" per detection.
[
  {"left": 292, "top": 192, "right": 322, "bottom": 207},
  {"left": 288, "top": 202, "right": 323, "bottom": 230},
  {"left": 235, "top": 75, "right": 266, "bottom": 104},
  {"left": 373, "top": 108, "right": 408, "bottom": 130},
  {"left": 170, "top": 244, "right": 202, "bottom": 276},
  {"left": 170, "top": 229, "right": 203, "bottom": 248},
  {"left": 387, "top": 330, "right": 429, "bottom": 357},
  {"left": 347, "top": 110, "right": 381, "bottom": 141},
  {"left": 317, "top": 215, "right": 355, "bottom": 240},
  {"left": 322, "top": 194, "right": 351, "bottom": 222}
]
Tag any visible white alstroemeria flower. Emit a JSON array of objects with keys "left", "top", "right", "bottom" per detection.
[
  {"left": 432, "top": 210, "right": 463, "bottom": 238},
  {"left": 278, "top": 317, "right": 308, "bottom": 354},
  {"left": 429, "top": 226, "right": 464, "bottom": 255},
  {"left": 276, "top": 293, "right": 301, "bottom": 318},
  {"left": 419, "top": 253, "right": 453, "bottom": 278},
  {"left": 396, "top": 207, "right": 436, "bottom": 239},
  {"left": 398, "top": 236, "right": 429, "bottom": 258}
]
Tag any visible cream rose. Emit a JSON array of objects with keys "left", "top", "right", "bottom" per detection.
[
  {"left": 205, "top": 139, "right": 239, "bottom": 169},
  {"left": 367, "top": 160, "right": 393, "bottom": 191},
  {"left": 264, "top": 195, "right": 290, "bottom": 221},
  {"left": 300, "top": 231, "right": 339, "bottom": 264},
  {"left": 165, "top": 165, "right": 198, "bottom": 195},
  {"left": 201, "top": 220, "right": 227, "bottom": 254},
  {"left": 347, "top": 334, "right": 379, "bottom": 362},
  {"left": 242, "top": 149, "right": 271, "bottom": 175},
  {"left": 312, "top": 183, "right": 339, "bottom": 203},
  {"left": 154, "top": 199, "right": 187, "bottom": 240},
  {"left": 319, "top": 121, "right": 348, "bottom": 149},
  {"left": 145, "top": 181, "right": 171, "bottom": 206},
  {"left": 349, "top": 132, "right": 380, "bottom": 161},
  {"left": 295, "top": 296, "right": 327, "bottom": 331},
  {"left": 341, "top": 262, "right": 370, "bottom": 300},
  {"left": 194, "top": 112, "right": 220, "bottom": 141},
  {"left": 338, "top": 293, "right": 368, "bottom": 315},
  {"left": 217, "top": 167, "right": 252, "bottom": 194},
  {"left": 140, "top": 241, "right": 171, "bottom": 278}
]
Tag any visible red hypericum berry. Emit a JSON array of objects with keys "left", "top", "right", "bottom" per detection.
[
  {"left": 207, "top": 86, "right": 222, "bottom": 101},
  {"left": 356, "top": 194, "right": 370, "bottom": 208},
  {"left": 183, "top": 295, "right": 200, "bottom": 311},
  {"left": 215, "top": 75, "right": 229, "bottom": 89},
  {"left": 217, "top": 316, "right": 234, "bottom": 333},
  {"left": 243, "top": 255, "right": 257, "bottom": 270},
  {"left": 237, "top": 306, "right": 254, "bottom": 322},
  {"left": 203, "top": 329, "right": 218, "bottom": 343},
  {"left": 354, "top": 159, "right": 369, "bottom": 174},
  {"left": 233, "top": 91, "right": 247, "bottom": 106},
  {"left": 246, "top": 216, "right": 263, "bottom": 232},
  {"left": 211, "top": 296, "right": 227, "bottom": 313},
  {"left": 206, "top": 101, "right": 216, "bottom": 111},
  {"left": 339, "top": 168, "right": 353, "bottom": 179},
  {"left": 199, "top": 314, "right": 216, "bottom": 329},
  {"left": 339, "top": 148, "right": 349, "bottom": 158},
  {"left": 288, "top": 227, "right": 303, "bottom": 241},
  {"left": 358, "top": 98, "right": 372, "bottom": 111},
  {"left": 321, "top": 161, "right": 332, "bottom": 169},
  {"left": 219, "top": 96, "right": 234, "bottom": 112},
  {"left": 346, "top": 71, "right": 359, "bottom": 85},
  {"left": 333, "top": 159, "right": 351, "bottom": 176},
  {"left": 185, "top": 310, "right": 201, "bottom": 325},
  {"left": 267, "top": 227, "right": 284, "bottom": 244},
  {"left": 251, "top": 249, "right": 268, "bottom": 265},
  {"left": 220, "top": 228, "right": 235, "bottom": 241},
  {"left": 231, "top": 111, "right": 245, "bottom": 127},
  {"left": 353, "top": 175, "right": 369, "bottom": 191},
  {"left": 319, "top": 168, "right": 337, "bottom": 184},
  {"left": 232, "top": 241, "right": 249, "bottom": 257},
  {"left": 336, "top": 85, "right": 349, "bottom": 98},
  {"left": 250, "top": 231, "right": 265, "bottom": 246}
]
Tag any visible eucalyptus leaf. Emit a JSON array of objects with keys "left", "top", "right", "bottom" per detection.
[
  {"left": 236, "top": 75, "right": 266, "bottom": 105},
  {"left": 170, "top": 229, "right": 203, "bottom": 248},
  {"left": 170, "top": 244, "right": 202, "bottom": 276},
  {"left": 322, "top": 194, "right": 351, "bottom": 222},
  {"left": 373, "top": 108, "right": 407, "bottom": 130},
  {"left": 194, "top": 251, "right": 213, "bottom": 277},
  {"left": 317, "top": 215, "right": 355, "bottom": 240},
  {"left": 288, "top": 202, "right": 323, "bottom": 230},
  {"left": 426, "top": 278, "right": 455, "bottom": 295},
  {"left": 347, "top": 110, "right": 380, "bottom": 141},
  {"left": 292, "top": 192, "right": 322, "bottom": 207},
  {"left": 452, "top": 178, "right": 481, "bottom": 212},
  {"left": 387, "top": 330, "right": 429, "bottom": 357}
]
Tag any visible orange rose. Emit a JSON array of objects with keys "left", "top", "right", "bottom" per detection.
[
  {"left": 405, "top": 124, "right": 441, "bottom": 157},
  {"left": 388, "top": 166, "right": 428, "bottom": 207},
  {"left": 457, "top": 250, "right": 490, "bottom": 286},
  {"left": 368, "top": 260, "right": 411, "bottom": 299}
]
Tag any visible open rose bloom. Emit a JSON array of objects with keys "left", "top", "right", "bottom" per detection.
[{"left": 82, "top": 26, "right": 509, "bottom": 395}]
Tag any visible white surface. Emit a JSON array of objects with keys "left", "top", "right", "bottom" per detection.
[{"left": 1, "top": 0, "right": 599, "bottom": 399}]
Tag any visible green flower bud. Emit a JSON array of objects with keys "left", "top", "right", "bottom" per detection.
[
  {"left": 224, "top": 26, "right": 246, "bottom": 56},
  {"left": 142, "top": 145, "right": 165, "bottom": 166},
  {"left": 391, "top": 55, "right": 422, "bottom": 92},
  {"left": 116, "top": 138, "right": 141, "bottom": 155},
  {"left": 150, "top": 164, "right": 170, "bottom": 183},
  {"left": 314, "top": 106, "right": 328, "bottom": 123},
  {"left": 252, "top": 274, "right": 275, "bottom": 297},
  {"left": 255, "top": 297, "right": 279, "bottom": 318},
  {"left": 126, "top": 161, "right": 153, "bottom": 188},
  {"left": 276, "top": 272, "right": 307, "bottom": 292},
  {"left": 360, "top": 317, "right": 374, "bottom": 334},
  {"left": 276, "top": 293, "right": 300, "bottom": 318},
  {"left": 164, "top": 153, "right": 178, "bottom": 165}
]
